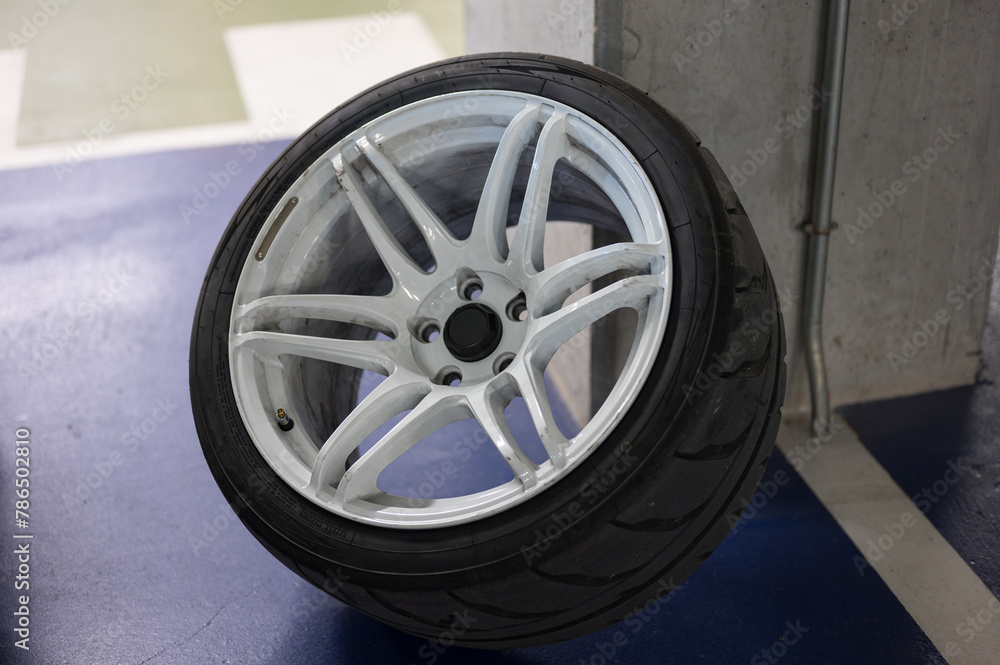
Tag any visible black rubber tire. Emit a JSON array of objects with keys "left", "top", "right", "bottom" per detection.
[{"left": 189, "top": 53, "right": 786, "bottom": 649}]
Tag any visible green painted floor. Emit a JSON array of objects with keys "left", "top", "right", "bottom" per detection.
[{"left": 1, "top": 0, "right": 463, "bottom": 145}]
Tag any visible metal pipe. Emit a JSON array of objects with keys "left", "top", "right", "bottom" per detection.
[{"left": 803, "top": 0, "right": 851, "bottom": 437}]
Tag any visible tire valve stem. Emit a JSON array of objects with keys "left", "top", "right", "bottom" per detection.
[{"left": 275, "top": 408, "right": 294, "bottom": 432}]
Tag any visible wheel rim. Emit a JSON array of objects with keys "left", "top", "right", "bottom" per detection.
[{"left": 229, "top": 90, "right": 673, "bottom": 528}]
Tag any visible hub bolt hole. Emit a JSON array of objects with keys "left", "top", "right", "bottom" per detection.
[
  {"left": 464, "top": 283, "right": 483, "bottom": 300},
  {"left": 457, "top": 268, "right": 484, "bottom": 301},
  {"left": 441, "top": 371, "right": 462, "bottom": 387},
  {"left": 419, "top": 321, "right": 440, "bottom": 343},
  {"left": 493, "top": 353, "right": 515, "bottom": 375},
  {"left": 506, "top": 294, "right": 528, "bottom": 322}
]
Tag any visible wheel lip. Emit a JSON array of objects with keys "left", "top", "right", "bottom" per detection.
[{"left": 226, "top": 89, "right": 674, "bottom": 529}]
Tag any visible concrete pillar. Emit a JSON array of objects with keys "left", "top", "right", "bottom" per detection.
[{"left": 466, "top": 0, "right": 1000, "bottom": 413}]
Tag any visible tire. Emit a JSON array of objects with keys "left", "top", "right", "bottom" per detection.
[{"left": 190, "top": 52, "right": 786, "bottom": 648}]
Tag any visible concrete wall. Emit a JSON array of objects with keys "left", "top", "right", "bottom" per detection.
[
  {"left": 466, "top": 0, "right": 1000, "bottom": 412},
  {"left": 466, "top": 0, "right": 596, "bottom": 63}
]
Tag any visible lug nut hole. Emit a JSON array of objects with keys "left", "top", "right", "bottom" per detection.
[
  {"left": 419, "top": 321, "right": 440, "bottom": 343},
  {"left": 457, "top": 268, "right": 484, "bottom": 301},
  {"left": 493, "top": 353, "right": 515, "bottom": 375},
  {"left": 506, "top": 294, "right": 528, "bottom": 322},
  {"left": 464, "top": 282, "right": 483, "bottom": 300},
  {"left": 441, "top": 371, "right": 462, "bottom": 387}
]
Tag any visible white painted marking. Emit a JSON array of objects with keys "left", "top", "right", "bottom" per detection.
[
  {"left": 0, "top": 13, "right": 445, "bottom": 172},
  {"left": 224, "top": 13, "right": 446, "bottom": 135},
  {"left": 778, "top": 415, "right": 1000, "bottom": 664}
]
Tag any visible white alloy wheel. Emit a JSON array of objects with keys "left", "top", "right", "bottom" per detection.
[{"left": 229, "top": 91, "right": 672, "bottom": 528}]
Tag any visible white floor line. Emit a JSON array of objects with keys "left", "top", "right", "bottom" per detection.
[
  {"left": 224, "top": 13, "right": 445, "bottom": 136},
  {"left": 0, "top": 13, "right": 445, "bottom": 173},
  {"left": 778, "top": 414, "right": 1000, "bottom": 664}
]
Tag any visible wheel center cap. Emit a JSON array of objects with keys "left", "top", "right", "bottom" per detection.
[{"left": 443, "top": 303, "right": 503, "bottom": 362}]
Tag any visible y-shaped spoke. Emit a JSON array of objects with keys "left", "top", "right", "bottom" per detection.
[
  {"left": 529, "top": 242, "right": 662, "bottom": 317},
  {"left": 507, "top": 112, "right": 570, "bottom": 276},
  {"left": 526, "top": 274, "right": 664, "bottom": 366},
  {"left": 234, "top": 293, "right": 404, "bottom": 337},
  {"left": 355, "top": 135, "right": 461, "bottom": 266},
  {"left": 333, "top": 151, "right": 427, "bottom": 294},
  {"left": 467, "top": 383, "right": 539, "bottom": 489},
  {"left": 310, "top": 372, "right": 430, "bottom": 492},
  {"left": 508, "top": 363, "right": 568, "bottom": 468},
  {"left": 468, "top": 103, "right": 545, "bottom": 263},
  {"left": 233, "top": 330, "right": 399, "bottom": 375},
  {"left": 335, "top": 393, "right": 467, "bottom": 506}
]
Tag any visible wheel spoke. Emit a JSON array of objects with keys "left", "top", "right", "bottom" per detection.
[
  {"left": 332, "top": 151, "right": 426, "bottom": 293},
  {"left": 527, "top": 274, "right": 664, "bottom": 365},
  {"left": 233, "top": 330, "right": 398, "bottom": 375},
  {"left": 310, "top": 373, "right": 430, "bottom": 491},
  {"left": 529, "top": 242, "right": 661, "bottom": 317},
  {"left": 509, "top": 363, "right": 568, "bottom": 467},
  {"left": 469, "top": 103, "right": 544, "bottom": 263},
  {"left": 234, "top": 293, "right": 403, "bottom": 337},
  {"left": 356, "top": 135, "right": 460, "bottom": 265},
  {"left": 336, "top": 392, "right": 467, "bottom": 505},
  {"left": 507, "top": 112, "right": 570, "bottom": 275},
  {"left": 467, "top": 383, "right": 539, "bottom": 489}
]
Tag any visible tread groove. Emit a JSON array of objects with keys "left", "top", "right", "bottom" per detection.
[
  {"left": 610, "top": 496, "right": 712, "bottom": 533},
  {"left": 721, "top": 337, "right": 773, "bottom": 379},
  {"left": 675, "top": 418, "right": 755, "bottom": 462},
  {"left": 446, "top": 591, "right": 565, "bottom": 620},
  {"left": 530, "top": 561, "right": 648, "bottom": 587}
]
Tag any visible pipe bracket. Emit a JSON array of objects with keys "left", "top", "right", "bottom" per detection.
[{"left": 802, "top": 221, "right": 839, "bottom": 235}]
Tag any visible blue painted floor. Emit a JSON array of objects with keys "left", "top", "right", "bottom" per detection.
[{"left": 0, "top": 143, "right": 995, "bottom": 664}]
